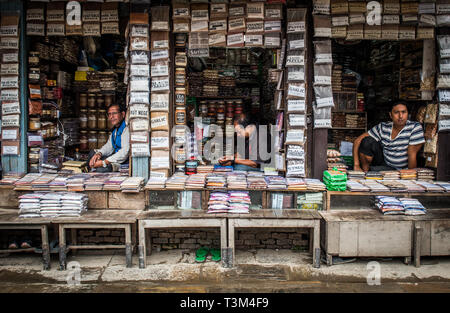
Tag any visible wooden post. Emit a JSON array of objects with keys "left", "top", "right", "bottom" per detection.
[
  {"left": 59, "top": 224, "right": 67, "bottom": 270},
  {"left": 227, "top": 219, "right": 235, "bottom": 268},
  {"left": 313, "top": 220, "right": 321, "bottom": 268},
  {"left": 414, "top": 226, "right": 423, "bottom": 268},
  {"left": 125, "top": 224, "right": 132, "bottom": 268},
  {"left": 138, "top": 220, "right": 146, "bottom": 269},
  {"left": 41, "top": 225, "right": 50, "bottom": 271}
]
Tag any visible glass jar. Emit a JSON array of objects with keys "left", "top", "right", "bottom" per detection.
[
  {"left": 97, "top": 110, "right": 107, "bottom": 129},
  {"left": 29, "top": 117, "right": 41, "bottom": 131},
  {"left": 98, "top": 131, "right": 108, "bottom": 148},
  {"left": 79, "top": 130, "right": 88, "bottom": 151},
  {"left": 104, "top": 94, "right": 113, "bottom": 107},
  {"left": 88, "top": 109, "right": 97, "bottom": 129},
  {"left": 97, "top": 96, "right": 104, "bottom": 109},
  {"left": 175, "top": 106, "right": 186, "bottom": 125},
  {"left": 88, "top": 131, "right": 98, "bottom": 150},
  {"left": 29, "top": 52, "right": 40, "bottom": 66},
  {"left": 79, "top": 93, "right": 87, "bottom": 108},
  {"left": 79, "top": 109, "right": 88, "bottom": 129},
  {"left": 28, "top": 147, "right": 40, "bottom": 163},
  {"left": 87, "top": 93, "right": 96, "bottom": 109}
]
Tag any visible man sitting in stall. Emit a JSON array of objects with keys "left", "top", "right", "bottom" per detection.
[
  {"left": 88, "top": 103, "right": 130, "bottom": 172},
  {"left": 218, "top": 110, "right": 265, "bottom": 171},
  {"left": 353, "top": 101, "right": 425, "bottom": 172}
]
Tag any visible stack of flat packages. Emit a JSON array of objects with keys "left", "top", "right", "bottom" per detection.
[
  {"left": 345, "top": 114, "right": 359, "bottom": 128},
  {"left": 103, "top": 176, "right": 128, "bottom": 191},
  {"left": 185, "top": 173, "right": 206, "bottom": 189},
  {"left": 399, "top": 198, "right": 427, "bottom": 216},
  {"left": 31, "top": 174, "right": 58, "bottom": 191},
  {"left": 414, "top": 181, "right": 445, "bottom": 192},
  {"left": 207, "top": 191, "right": 230, "bottom": 213},
  {"left": 435, "top": 181, "right": 450, "bottom": 192},
  {"left": 227, "top": 173, "right": 248, "bottom": 189},
  {"left": 346, "top": 180, "right": 370, "bottom": 192},
  {"left": 119, "top": 164, "right": 130, "bottom": 176},
  {"left": 120, "top": 177, "right": 145, "bottom": 193},
  {"left": 347, "top": 170, "right": 365, "bottom": 180},
  {"left": 61, "top": 160, "right": 87, "bottom": 173},
  {"left": 188, "top": 71, "right": 203, "bottom": 97},
  {"left": 14, "top": 173, "right": 42, "bottom": 191},
  {"left": 59, "top": 193, "right": 88, "bottom": 217},
  {"left": 327, "top": 149, "right": 347, "bottom": 172},
  {"left": 379, "top": 180, "right": 408, "bottom": 192},
  {"left": 416, "top": 168, "right": 435, "bottom": 181},
  {"left": 399, "top": 169, "right": 417, "bottom": 180},
  {"left": 247, "top": 173, "right": 267, "bottom": 190},
  {"left": 213, "top": 165, "right": 233, "bottom": 173},
  {"left": 265, "top": 176, "right": 287, "bottom": 190},
  {"left": 365, "top": 171, "right": 383, "bottom": 180},
  {"left": 400, "top": 180, "right": 426, "bottom": 193},
  {"left": 332, "top": 64, "right": 342, "bottom": 92},
  {"left": 49, "top": 176, "right": 69, "bottom": 191},
  {"left": 0, "top": 172, "right": 25, "bottom": 186},
  {"left": 84, "top": 174, "right": 111, "bottom": 191},
  {"left": 297, "top": 193, "right": 323, "bottom": 210},
  {"left": 380, "top": 170, "right": 400, "bottom": 180},
  {"left": 374, "top": 196, "right": 405, "bottom": 215},
  {"left": 228, "top": 191, "right": 251, "bottom": 214},
  {"left": 66, "top": 174, "right": 89, "bottom": 192},
  {"left": 39, "top": 193, "right": 63, "bottom": 218},
  {"left": 145, "top": 176, "right": 167, "bottom": 189},
  {"left": 202, "top": 70, "right": 219, "bottom": 96},
  {"left": 18, "top": 193, "right": 44, "bottom": 218},
  {"left": 165, "top": 174, "right": 188, "bottom": 190},
  {"left": 362, "top": 180, "right": 390, "bottom": 192},
  {"left": 332, "top": 112, "right": 346, "bottom": 127},
  {"left": 197, "top": 165, "right": 214, "bottom": 174},
  {"left": 206, "top": 173, "right": 227, "bottom": 189},
  {"left": 287, "top": 178, "right": 307, "bottom": 191},
  {"left": 304, "top": 179, "right": 326, "bottom": 191}
]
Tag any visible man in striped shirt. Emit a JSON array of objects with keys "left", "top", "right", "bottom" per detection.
[{"left": 353, "top": 102, "right": 425, "bottom": 172}]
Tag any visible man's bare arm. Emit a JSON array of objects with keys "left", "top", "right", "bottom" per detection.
[
  {"left": 407, "top": 143, "right": 424, "bottom": 169},
  {"left": 352, "top": 132, "right": 369, "bottom": 171}
]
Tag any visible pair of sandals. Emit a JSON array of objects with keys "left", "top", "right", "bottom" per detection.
[
  {"left": 195, "top": 247, "right": 221, "bottom": 263},
  {"left": 9, "top": 239, "right": 33, "bottom": 249}
]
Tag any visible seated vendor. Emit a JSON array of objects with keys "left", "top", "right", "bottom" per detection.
[
  {"left": 353, "top": 101, "right": 425, "bottom": 172},
  {"left": 218, "top": 111, "right": 262, "bottom": 172},
  {"left": 88, "top": 103, "right": 130, "bottom": 172}
]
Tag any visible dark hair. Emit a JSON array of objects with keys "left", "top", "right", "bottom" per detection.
[
  {"left": 107, "top": 103, "right": 126, "bottom": 113},
  {"left": 390, "top": 101, "right": 408, "bottom": 111}
]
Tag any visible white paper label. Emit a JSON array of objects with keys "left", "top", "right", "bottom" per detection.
[
  {"left": 1, "top": 25, "right": 18, "bottom": 37},
  {"left": 83, "top": 23, "right": 101, "bottom": 36},
  {"left": 151, "top": 136, "right": 169, "bottom": 148},
  {"left": 209, "top": 20, "right": 227, "bottom": 32},
  {"left": 316, "top": 97, "right": 334, "bottom": 108},
  {"left": 131, "top": 38, "right": 148, "bottom": 50},
  {"left": 101, "top": 10, "right": 118, "bottom": 22},
  {"left": 245, "top": 35, "right": 263, "bottom": 46},
  {"left": 440, "top": 63, "right": 450, "bottom": 73},
  {"left": 130, "top": 79, "right": 149, "bottom": 92},
  {"left": 314, "top": 119, "right": 332, "bottom": 128},
  {"left": 27, "top": 23, "right": 45, "bottom": 36},
  {"left": 191, "top": 20, "right": 208, "bottom": 32},
  {"left": 229, "top": 18, "right": 245, "bottom": 31},
  {"left": 440, "top": 104, "right": 450, "bottom": 116},
  {"left": 289, "top": 114, "right": 306, "bottom": 127},
  {"left": 151, "top": 115, "right": 168, "bottom": 129},
  {"left": 287, "top": 21, "right": 305, "bottom": 33},
  {"left": 130, "top": 64, "right": 150, "bottom": 77},
  {"left": 27, "top": 8, "right": 44, "bottom": 21},
  {"left": 2, "top": 145, "right": 18, "bottom": 155},
  {"left": 266, "top": 9, "right": 282, "bottom": 19},
  {"left": 286, "top": 55, "right": 304, "bottom": 66},
  {"left": 151, "top": 63, "right": 169, "bottom": 77},
  {"left": 151, "top": 156, "right": 170, "bottom": 169},
  {"left": 316, "top": 53, "right": 333, "bottom": 64},
  {"left": 288, "top": 38, "right": 304, "bottom": 51},
  {"left": 131, "top": 134, "right": 148, "bottom": 143},
  {"left": 441, "top": 49, "right": 450, "bottom": 59},
  {"left": 153, "top": 40, "right": 169, "bottom": 49},
  {"left": 1, "top": 89, "right": 19, "bottom": 101},
  {"left": 437, "top": 4, "right": 450, "bottom": 14},
  {"left": 173, "top": 7, "right": 190, "bottom": 18},
  {"left": 286, "top": 129, "right": 305, "bottom": 143},
  {"left": 287, "top": 145, "right": 305, "bottom": 160},
  {"left": 191, "top": 10, "right": 208, "bottom": 21},
  {"left": 151, "top": 77, "right": 170, "bottom": 91},
  {"left": 2, "top": 102, "right": 20, "bottom": 115},
  {"left": 315, "top": 76, "right": 332, "bottom": 85},
  {"left": 419, "top": 2, "right": 435, "bottom": 14},
  {"left": 420, "top": 14, "right": 436, "bottom": 26},
  {"left": 151, "top": 50, "right": 169, "bottom": 60},
  {"left": 131, "top": 143, "right": 150, "bottom": 156},
  {"left": 47, "top": 24, "right": 65, "bottom": 36},
  {"left": 209, "top": 33, "right": 226, "bottom": 46},
  {"left": 228, "top": 33, "right": 244, "bottom": 46},
  {"left": 2, "top": 129, "right": 18, "bottom": 140},
  {"left": 130, "top": 92, "right": 149, "bottom": 104},
  {"left": 1, "top": 63, "right": 19, "bottom": 75},
  {"left": 174, "top": 22, "right": 189, "bottom": 33},
  {"left": 3, "top": 53, "right": 18, "bottom": 63},
  {"left": 129, "top": 105, "right": 149, "bottom": 119},
  {"left": 265, "top": 21, "right": 281, "bottom": 32},
  {"left": 2, "top": 114, "right": 20, "bottom": 127},
  {"left": 439, "top": 119, "right": 450, "bottom": 131},
  {"left": 151, "top": 94, "right": 169, "bottom": 111},
  {"left": 288, "top": 69, "right": 305, "bottom": 81},
  {"left": 229, "top": 7, "right": 244, "bottom": 17},
  {"left": 439, "top": 90, "right": 450, "bottom": 102},
  {"left": 131, "top": 119, "right": 149, "bottom": 131},
  {"left": 288, "top": 100, "right": 306, "bottom": 112},
  {"left": 288, "top": 84, "right": 305, "bottom": 98},
  {"left": 211, "top": 4, "right": 227, "bottom": 14},
  {"left": 47, "top": 10, "right": 64, "bottom": 22},
  {"left": 1, "top": 76, "right": 18, "bottom": 89},
  {"left": 265, "top": 36, "right": 280, "bottom": 47},
  {"left": 0, "top": 37, "right": 19, "bottom": 50},
  {"left": 315, "top": 27, "right": 332, "bottom": 37},
  {"left": 83, "top": 10, "right": 101, "bottom": 22},
  {"left": 383, "top": 15, "right": 400, "bottom": 24},
  {"left": 246, "top": 21, "right": 264, "bottom": 33}
]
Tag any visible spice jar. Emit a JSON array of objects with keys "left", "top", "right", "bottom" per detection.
[
  {"left": 97, "top": 109, "right": 107, "bottom": 129},
  {"left": 97, "top": 96, "right": 104, "bottom": 109},
  {"left": 175, "top": 106, "right": 186, "bottom": 125},
  {"left": 104, "top": 94, "right": 113, "bottom": 107},
  {"left": 29, "top": 117, "right": 41, "bottom": 131},
  {"left": 88, "top": 109, "right": 97, "bottom": 129},
  {"left": 79, "top": 109, "right": 88, "bottom": 129},
  {"left": 175, "top": 87, "right": 186, "bottom": 105},
  {"left": 87, "top": 93, "right": 96, "bottom": 109},
  {"left": 29, "top": 52, "right": 40, "bottom": 65},
  {"left": 28, "top": 147, "right": 40, "bottom": 162},
  {"left": 88, "top": 131, "right": 98, "bottom": 150},
  {"left": 79, "top": 131, "right": 88, "bottom": 151},
  {"left": 98, "top": 131, "right": 108, "bottom": 148},
  {"left": 175, "top": 68, "right": 186, "bottom": 86},
  {"left": 79, "top": 93, "right": 87, "bottom": 108}
]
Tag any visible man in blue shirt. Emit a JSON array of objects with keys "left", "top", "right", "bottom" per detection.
[
  {"left": 353, "top": 102, "right": 425, "bottom": 172},
  {"left": 88, "top": 104, "right": 130, "bottom": 172}
]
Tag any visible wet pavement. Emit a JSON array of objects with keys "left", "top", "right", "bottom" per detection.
[{"left": 1, "top": 249, "right": 450, "bottom": 293}]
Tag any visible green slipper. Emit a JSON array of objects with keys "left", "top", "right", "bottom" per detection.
[
  {"left": 210, "top": 248, "right": 221, "bottom": 262},
  {"left": 195, "top": 247, "right": 209, "bottom": 263}
]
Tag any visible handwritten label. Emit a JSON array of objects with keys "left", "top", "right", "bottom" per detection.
[
  {"left": 2, "top": 114, "right": 20, "bottom": 128},
  {"left": 131, "top": 119, "right": 149, "bottom": 131},
  {"left": 2, "top": 102, "right": 20, "bottom": 115},
  {"left": 151, "top": 115, "right": 168, "bottom": 129},
  {"left": 315, "top": 27, "right": 332, "bottom": 38},
  {"left": 227, "top": 33, "right": 244, "bottom": 46},
  {"left": 0, "top": 37, "right": 19, "bottom": 50},
  {"left": 83, "top": 23, "right": 100, "bottom": 36},
  {"left": 151, "top": 62, "right": 169, "bottom": 77},
  {"left": 245, "top": 35, "right": 263, "bottom": 46},
  {"left": 130, "top": 92, "right": 149, "bottom": 104},
  {"left": 83, "top": 10, "right": 100, "bottom": 22},
  {"left": 1, "top": 63, "right": 19, "bottom": 75},
  {"left": 191, "top": 10, "right": 208, "bottom": 21},
  {"left": 47, "top": 10, "right": 64, "bottom": 22},
  {"left": 27, "top": 8, "right": 44, "bottom": 21},
  {"left": 101, "top": 10, "right": 118, "bottom": 22},
  {"left": 289, "top": 114, "right": 306, "bottom": 127},
  {"left": 2, "top": 129, "right": 18, "bottom": 140},
  {"left": 1, "top": 89, "right": 19, "bottom": 101},
  {"left": 191, "top": 20, "right": 208, "bottom": 32},
  {"left": 286, "top": 54, "right": 304, "bottom": 66},
  {"left": 1, "top": 76, "right": 18, "bottom": 89},
  {"left": 3, "top": 53, "right": 18, "bottom": 63},
  {"left": 246, "top": 21, "right": 264, "bottom": 33},
  {"left": 131, "top": 25, "right": 148, "bottom": 37},
  {"left": 151, "top": 136, "right": 169, "bottom": 148},
  {"left": 289, "top": 39, "right": 304, "bottom": 50},
  {"left": 315, "top": 76, "right": 332, "bottom": 85},
  {"left": 288, "top": 84, "right": 305, "bottom": 98},
  {"left": 288, "top": 100, "right": 306, "bottom": 112},
  {"left": 265, "top": 21, "right": 281, "bottom": 32},
  {"left": 314, "top": 119, "right": 332, "bottom": 128},
  {"left": 209, "top": 20, "right": 227, "bottom": 32},
  {"left": 151, "top": 50, "right": 169, "bottom": 60},
  {"left": 439, "top": 119, "right": 450, "bottom": 131},
  {"left": 316, "top": 97, "right": 334, "bottom": 108},
  {"left": 151, "top": 93, "right": 169, "bottom": 111},
  {"left": 129, "top": 105, "right": 149, "bottom": 119}
]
